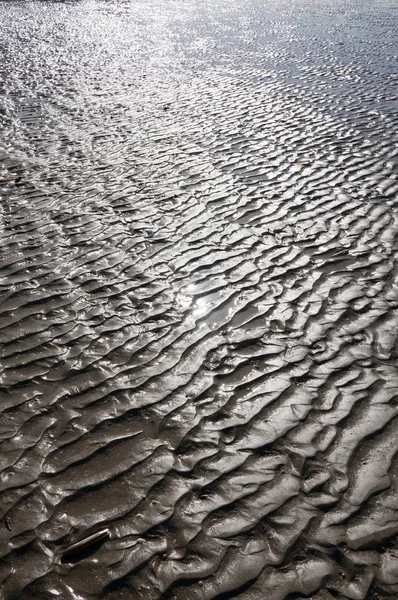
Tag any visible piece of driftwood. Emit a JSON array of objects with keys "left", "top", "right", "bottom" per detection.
[{"left": 62, "top": 529, "right": 110, "bottom": 560}]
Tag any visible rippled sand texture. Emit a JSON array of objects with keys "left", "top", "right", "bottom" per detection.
[{"left": 1, "top": 0, "right": 398, "bottom": 598}]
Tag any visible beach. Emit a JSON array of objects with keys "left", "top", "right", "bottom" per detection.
[{"left": 0, "top": 1, "right": 397, "bottom": 598}]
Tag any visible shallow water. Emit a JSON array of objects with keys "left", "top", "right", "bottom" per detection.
[{"left": 0, "top": 1, "right": 398, "bottom": 598}]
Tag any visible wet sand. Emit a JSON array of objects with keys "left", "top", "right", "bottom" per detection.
[{"left": 0, "top": 0, "right": 398, "bottom": 598}]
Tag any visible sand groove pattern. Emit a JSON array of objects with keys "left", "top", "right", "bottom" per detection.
[{"left": 0, "top": 0, "right": 398, "bottom": 599}]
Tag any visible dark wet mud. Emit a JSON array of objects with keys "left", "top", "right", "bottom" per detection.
[{"left": 0, "top": 1, "right": 398, "bottom": 598}]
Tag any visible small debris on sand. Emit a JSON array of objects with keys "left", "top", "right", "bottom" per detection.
[{"left": 61, "top": 529, "right": 110, "bottom": 561}]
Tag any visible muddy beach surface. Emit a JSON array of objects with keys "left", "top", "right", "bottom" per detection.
[{"left": 0, "top": 0, "right": 398, "bottom": 598}]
